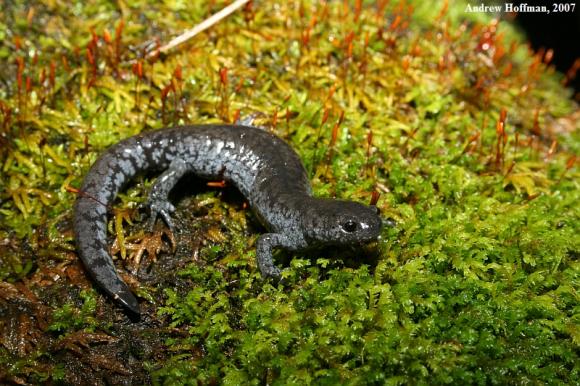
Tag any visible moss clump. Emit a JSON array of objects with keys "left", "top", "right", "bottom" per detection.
[{"left": 0, "top": 0, "right": 578, "bottom": 384}]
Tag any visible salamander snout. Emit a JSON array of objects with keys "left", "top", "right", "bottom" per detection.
[
  {"left": 337, "top": 204, "right": 382, "bottom": 242},
  {"left": 305, "top": 199, "right": 382, "bottom": 245}
]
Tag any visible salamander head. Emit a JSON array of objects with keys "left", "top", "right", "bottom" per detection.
[{"left": 302, "top": 199, "right": 382, "bottom": 245}]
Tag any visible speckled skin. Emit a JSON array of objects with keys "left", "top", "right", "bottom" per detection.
[{"left": 74, "top": 125, "right": 382, "bottom": 315}]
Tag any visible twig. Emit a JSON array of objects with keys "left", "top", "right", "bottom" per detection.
[{"left": 148, "top": 0, "right": 250, "bottom": 58}]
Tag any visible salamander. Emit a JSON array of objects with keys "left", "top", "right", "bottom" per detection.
[{"left": 73, "top": 124, "right": 382, "bottom": 315}]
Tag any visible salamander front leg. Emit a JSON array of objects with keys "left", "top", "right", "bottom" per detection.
[
  {"left": 146, "top": 158, "right": 188, "bottom": 231},
  {"left": 256, "top": 233, "right": 302, "bottom": 279},
  {"left": 256, "top": 233, "right": 284, "bottom": 279}
]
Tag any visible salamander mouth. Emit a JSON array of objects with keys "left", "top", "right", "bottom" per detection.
[
  {"left": 338, "top": 240, "right": 381, "bottom": 260},
  {"left": 357, "top": 239, "right": 378, "bottom": 248},
  {"left": 336, "top": 232, "right": 380, "bottom": 246}
]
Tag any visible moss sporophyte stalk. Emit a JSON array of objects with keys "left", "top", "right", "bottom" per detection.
[{"left": 0, "top": 1, "right": 578, "bottom": 384}]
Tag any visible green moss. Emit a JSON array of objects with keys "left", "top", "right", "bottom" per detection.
[
  {"left": 0, "top": 0, "right": 578, "bottom": 384},
  {"left": 48, "top": 289, "right": 100, "bottom": 334}
]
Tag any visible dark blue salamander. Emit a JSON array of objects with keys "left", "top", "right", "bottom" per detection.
[{"left": 74, "top": 124, "right": 382, "bottom": 315}]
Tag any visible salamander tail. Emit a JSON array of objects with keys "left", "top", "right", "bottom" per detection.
[
  {"left": 113, "top": 282, "right": 141, "bottom": 316},
  {"left": 74, "top": 195, "right": 142, "bottom": 317}
]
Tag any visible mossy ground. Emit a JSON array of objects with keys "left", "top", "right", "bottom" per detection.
[{"left": 0, "top": 1, "right": 578, "bottom": 384}]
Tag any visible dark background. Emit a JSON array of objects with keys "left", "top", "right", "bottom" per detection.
[{"left": 512, "top": 0, "right": 580, "bottom": 96}]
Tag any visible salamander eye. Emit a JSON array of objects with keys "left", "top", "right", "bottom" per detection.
[{"left": 341, "top": 220, "right": 358, "bottom": 233}]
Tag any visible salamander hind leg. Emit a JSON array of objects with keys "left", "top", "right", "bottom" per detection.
[{"left": 146, "top": 157, "right": 188, "bottom": 231}]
